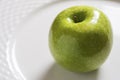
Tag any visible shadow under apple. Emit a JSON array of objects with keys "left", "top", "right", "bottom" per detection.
[{"left": 41, "top": 63, "right": 99, "bottom": 80}]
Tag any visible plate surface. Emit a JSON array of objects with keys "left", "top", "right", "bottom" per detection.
[{"left": 10, "top": 1, "right": 120, "bottom": 80}]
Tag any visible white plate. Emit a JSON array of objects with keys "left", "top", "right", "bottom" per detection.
[{"left": 9, "top": 1, "right": 120, "bottom": 80}]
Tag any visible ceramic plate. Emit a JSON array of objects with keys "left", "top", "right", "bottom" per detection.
[{"left": 8, "top": 1, "right": 120, "bottom": 80}]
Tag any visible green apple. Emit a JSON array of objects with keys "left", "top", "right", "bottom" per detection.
[{"left": 49, "top": 6, "right": 112, "bottom": 72}]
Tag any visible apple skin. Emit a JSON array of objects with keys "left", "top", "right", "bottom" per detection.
[{"left": 49, "top": 6, "right": 112, "bottom": 72}]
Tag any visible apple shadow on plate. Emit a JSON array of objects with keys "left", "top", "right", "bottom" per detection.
[{"left": 41, "top": 63, "right": 99, "bottom": 80}]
